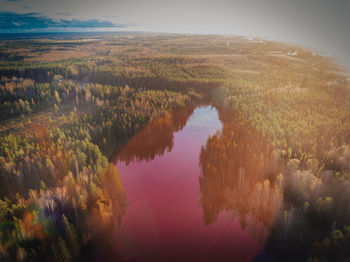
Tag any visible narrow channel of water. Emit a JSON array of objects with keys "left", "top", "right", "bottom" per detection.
[{"left": 109, "top": 105, "right": 263, "bottom": 262}]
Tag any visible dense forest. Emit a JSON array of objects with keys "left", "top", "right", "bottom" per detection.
[{"left": 0, "top": 33, "right": 350, "bottom": 261}]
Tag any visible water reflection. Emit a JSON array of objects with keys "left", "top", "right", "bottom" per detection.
[
  {"left": 114, "top": 106, "right": 195, "bottom": 164},
  {"left": 199, "top": 108, "right": 284, "bottom": 243},
  {"left": 111, "top": 106, "right": 262, "bottom": 262}
]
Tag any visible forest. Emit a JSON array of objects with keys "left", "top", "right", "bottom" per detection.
[{"left": 0, "top": 33, "right": 349, "bottom": 261}]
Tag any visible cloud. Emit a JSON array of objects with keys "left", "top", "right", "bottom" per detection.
[
  {"left": 0, "top": 12, "right": 127, "bottom": 31},
  {"left": 54, "top": 12, "right": 72, "bottom": 17}
]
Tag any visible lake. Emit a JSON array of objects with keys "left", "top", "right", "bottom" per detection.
[{"left": 97, "top": 105, "right": 276, "bottom": 262}]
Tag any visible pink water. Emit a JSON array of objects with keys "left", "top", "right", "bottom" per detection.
[{"left": 112, "top": 106, "right": 261, "bottom": 262}]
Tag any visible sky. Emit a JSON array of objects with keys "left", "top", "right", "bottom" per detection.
[{"left": 0, "top": 0, "right": 349, "bottom": 69}]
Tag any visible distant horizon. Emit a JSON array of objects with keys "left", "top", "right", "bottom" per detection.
[
  {"left": 0, "top": 29, "right": 348, "bottom": 70},
  {"left": 0, "top": 0, "right": 349, "bottom": 69}
]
